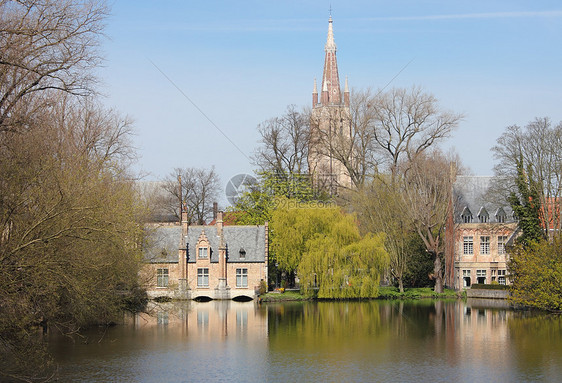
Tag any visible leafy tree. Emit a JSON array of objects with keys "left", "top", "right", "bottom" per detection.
[
  {"left": 508, "top": 156, "right": 545, "bottom": 246},
  {"left": 0, "top": 1, "right": 146, "bottom": 380},
  {"left": 0, "top": 95, "right": 145, "bottom": 381},
  {"left": 508, "top": 238, "right": 562, "bottom": 311},
  {"left": 229, "top": 171, "right": 326, "bottom": 225},
  {"left": 270, "top": 197, "right": 389, "bottom": 298}
]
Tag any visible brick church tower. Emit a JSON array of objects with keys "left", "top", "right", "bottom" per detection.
[{"left": 309, "top": 15, "right": 352, "bottom": 193}]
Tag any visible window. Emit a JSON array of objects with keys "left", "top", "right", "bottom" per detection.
[
  {"left": 157, "top": 268, "right": 169, "bottom": 287},
  {"left": 498, "top": 235, "right": 507, "bottom": 255},
  {"left": 239, "top": 247, "right": 246, "bottom": 259},
  {"left": 198, "top": 247, "right": 208, "bottom": 259},
  {"left": 476, "top": 269, "right": 486, "bottom": 284},
  {"left": 496, "top": 207, "right": 507, "bottom": 223},
  {"left": 236, "top": 268, "right": 248, "bottom": 287},
  {"left": 498, "top": 269, "right": 506, "bottom": 285},
  {"left": 461, "top": 207, "right": 473, "bottom": 223},
  {"left": 463, "top": 236, "right": 473, "bottom": 255},
  {"left": 197, "top": 268, "right": 209, "bottom": 287},
  {"left": 478, "top": 207, "right": 489, "bottom": 223},
  {"left": 480, "top": 236, "right": 490, "bottom": 255},
  {"left": 462, "top": 270, "right": 471, "bottom": 287}
]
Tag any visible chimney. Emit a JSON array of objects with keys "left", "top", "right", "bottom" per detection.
[
  {"left": 216, "top": 210, "right": 223, "bottom": 238},
  {"left": 213, "top": 202, "right": 218, "bottom": 221}
]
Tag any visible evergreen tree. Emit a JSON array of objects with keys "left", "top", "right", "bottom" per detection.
[{"left": 508, "top": 156, "right": 545, "bottom": 246}]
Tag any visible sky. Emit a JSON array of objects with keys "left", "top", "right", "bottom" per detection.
[{"left": 100, "top": 1, "right": 562, "bottom": 205}]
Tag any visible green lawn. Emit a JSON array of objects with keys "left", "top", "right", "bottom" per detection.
[
  {"left": 378, "top": 286, "right": 464, "bottom": 300},
  {"left": 260, "top": 287, "right": 465, "bottom": 302}
]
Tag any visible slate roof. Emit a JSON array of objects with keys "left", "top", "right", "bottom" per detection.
[
  {"left": 186, "top": 225, "right": 266, "bottom": 263},
  {"left": 143, "top": 224, "right": 182, "bottom": 263},
  {"left": 454, "top": 176, "right": 515, "bottom": 224}
]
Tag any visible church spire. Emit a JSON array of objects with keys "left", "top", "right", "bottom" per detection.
[{"left": 320, "top": 15, "right": 342, "bottom": 105}]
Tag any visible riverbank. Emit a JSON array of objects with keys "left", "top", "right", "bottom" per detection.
[{"left": 260, "top": 287, "right": 464, "bottom": 302}]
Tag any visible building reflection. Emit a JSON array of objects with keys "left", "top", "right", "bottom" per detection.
[{"left": 126, "top": 300, "right": 268, "bottom": 342}]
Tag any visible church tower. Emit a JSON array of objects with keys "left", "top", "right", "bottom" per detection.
[{"left": 309, "top": 15, "right": 352, "bottom": 193}]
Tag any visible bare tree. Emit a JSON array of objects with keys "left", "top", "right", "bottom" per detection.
[
  {"left": 310, "top": 89, "right": 379, "bottom": 189},
  {"left": 371, "top": 86, "right": 463, "bottom": 177},
  {"left": 353, "top": 175, "right": 411, "bottom": 292},
  {"left": 253, "top": 105, "right": 310, "bottom": 176},
  {"left": 0, "top": 0, "right": 108, "bottom": 132},
  {"left": 161, "top": 167, "right": 221, "bottom": 225},
  {"left": 401, "top": 151, "right": 456, "bottom": 293},
  {"left": 310, "top": 86, "right": 462, "bottom": 189},
  {"left": 492, "top": 117, "right": 562, "bottom": 236}
]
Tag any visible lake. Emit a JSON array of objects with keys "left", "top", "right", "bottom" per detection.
[{"left": 50, "top": 299, "right": 562, "bottom": 382}]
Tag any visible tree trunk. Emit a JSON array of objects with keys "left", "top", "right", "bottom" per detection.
[
  {"left": 398, "top": 277, "right": 404, "bottom": 293},
  {"left": 433, "top": 254, "right": 444, "bottom": 293}
]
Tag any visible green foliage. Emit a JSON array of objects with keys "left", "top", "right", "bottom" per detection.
[
  {"left": 261, "top": 291, "right": 310, "bottom": 302},
  {"left": 378, "top": 287, "right": 461, "bottom": 299},
  {"left": 258, "top": 280, "right": 267, "bottom": 295},
  {"left": 508, "top": 238, "right": 562, "bottom": 311},
  {"left": 229, "top": 171, "right": 326, "bottom": 225},
  {"left": 402, "top": 235, "right": 435, "bottom": 288},
  {"left": 509, "top": 156, "right": 545, "bottom": 246},
  {"left": 270, "top": 197, "right": 389, "bottom": 299}
]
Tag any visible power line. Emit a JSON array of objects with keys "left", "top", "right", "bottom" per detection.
[{"left": 148, "top": 58, "right": 251, "bottom": 161}]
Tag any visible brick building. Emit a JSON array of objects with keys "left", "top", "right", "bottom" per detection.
[
  {"left": 447, "top": 176, "right": 518, "bottom": 289},
  {"left": 143, "top": 211, "right": 268, "bottom": 300}
]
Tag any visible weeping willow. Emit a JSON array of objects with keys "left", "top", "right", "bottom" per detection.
[{"left": 271, "top": 197, "right": 389, "bottom": 298}]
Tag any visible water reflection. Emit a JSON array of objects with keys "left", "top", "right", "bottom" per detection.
[{"left": 51, "top": 300, "right": 562, "bottom": 382}]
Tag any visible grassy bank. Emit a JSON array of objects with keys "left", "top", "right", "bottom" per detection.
[
  {"left": 378, "top": 286, "right": 465, "bottom": 299},
  {"left": 260, "top": 287, "right": 465, "bottom": 302}
]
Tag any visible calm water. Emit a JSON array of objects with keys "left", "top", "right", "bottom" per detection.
[{"left": 50, "top": 299, "right": 562, "bottom": 382}]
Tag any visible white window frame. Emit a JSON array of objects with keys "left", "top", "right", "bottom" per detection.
[
  {"left": 480, "top": 236, "right": 490, "bottom": 255},
  {"left": 476, "top": 269, "right": 486, "bottom": 284},
  {"left": 498, "top": 269, "right": 506, "bottom": 285},
  {"left": 157, "top": 268, "right": 169, "bottom": 287},
  {"left": 463, "top": 236, "right": 474, "bottom": 255},
  {"left": 498, "top": 236, "right": 507, "bottom": 255},
  {"left": 236, "top": 268, "right": 248, "bottom": 288},
  {"left": 197, "top": 268, "right": 209, "bottom": 287},
  {"left": 198, "top": 247, "right": 208, "bottom": 259}
]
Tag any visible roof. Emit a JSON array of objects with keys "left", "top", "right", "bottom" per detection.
[
  {"left": 186, "top": 225, "right": 266, "bottom": 263},
  {"left": 143, "top": 224, "right": 182, "bottom": 263},
  {"left": 454, "top": 176, "right": 515, "bottom": 224}
]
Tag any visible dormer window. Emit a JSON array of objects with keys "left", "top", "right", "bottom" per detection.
[
  {"left": 495, "top": 207, "right": 507, "bottom": 223},
  {"left": 477, "top": 207, "right": 489, "bottom": 223},
  {"left": 461, "top": 207, "right": 473, "bottom": 223},
  {"left": 198, "top": 247, "right": 208, "bottom": 259},
  {"left": 239, "top": 247, "right": 246, "bottom": 259},
  {"left": 196, "top": 230, "right": 210, "bottom": 259}
]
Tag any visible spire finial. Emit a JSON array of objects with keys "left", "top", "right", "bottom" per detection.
[{"left": 325, "top": 10, "right": 336, "bottom": 51}]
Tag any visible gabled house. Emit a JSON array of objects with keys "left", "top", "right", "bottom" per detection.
[
  {"left": 446, "top": 176, "right": 518, "bottom": 289},
  {"left": 142, "top": 211, "right": 268, "bottom": 300}
]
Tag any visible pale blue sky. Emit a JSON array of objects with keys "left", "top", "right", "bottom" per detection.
[{"left": 100, "top": 1, "right": 562, "bottom": 200}]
